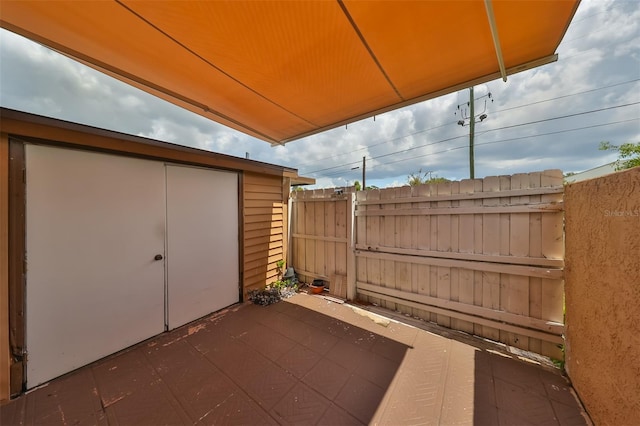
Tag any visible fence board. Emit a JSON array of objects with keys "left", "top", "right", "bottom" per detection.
[
  {"left": 457, "top": 179, "right": 475, "bottom": 333},
  {"left": 325, "top": 200, "right": 336, "bottom": 294},
  {"left": 397, "top": 186, "right": 412, "bottom": 316},
  {"left": 436, "top": 182, "right": 452, "bottom": 327},
  {"left": 541, "top": 170, "right": 565, "bottom": 359},
  {"left": 314, "top": 201, "right": 325, "bottom": 278},
  {"left": 481, "top": 176, "right": 502, "bottom": 342}
]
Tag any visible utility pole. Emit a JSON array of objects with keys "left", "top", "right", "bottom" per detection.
[
  {"left": 469, "top": 86, "right": 475, "bottom": 179},
  {"left": 456, "top": 87, "right": 492, "bottom": 179},
  {"left": 362, "top": 156, "right": 366, "bottom": 190}
]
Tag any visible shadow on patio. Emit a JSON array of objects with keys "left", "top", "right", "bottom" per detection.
[{"left": 0, "top": 293, "right": 589, "bottom": 425}]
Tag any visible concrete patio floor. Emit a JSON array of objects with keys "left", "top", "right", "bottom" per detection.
[{"left": 0, "top": 293, "right": 590, "bottom": 425}]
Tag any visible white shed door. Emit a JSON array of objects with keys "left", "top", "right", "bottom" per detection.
[
  {"left": 165, "top": 165, "right": 239, "bottom": 330},
  {"left": 25, "top": 145, "right": 167, "bottom": 388}
]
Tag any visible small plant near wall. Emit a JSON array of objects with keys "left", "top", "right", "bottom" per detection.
[
  {"left": 276, "top": 259, "right": 285, "bottom": 280},
  {"left": 248, "top": 276, "right": 298, "bottom": 306},
  {"left": 248, "top": 260, "right": 300, "bottom": 305}
]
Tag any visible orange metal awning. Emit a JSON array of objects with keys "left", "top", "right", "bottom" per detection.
[{"left": 0, "top": 1, "right": 579, "bottom": 145}]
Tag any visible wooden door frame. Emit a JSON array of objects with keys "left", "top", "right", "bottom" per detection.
[{"left": 8, "top": 138, "right": 25, "bottom": 396}]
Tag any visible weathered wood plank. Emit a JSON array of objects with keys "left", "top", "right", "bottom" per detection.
[
  {"left": 356, "top": 203, "right": 563, "bottom": 216},
  {"left": 397, "top": 186, "right": 413, "bottom": 315},
  {"left": 436, "top": 181, "right": 452, "bottom": 327},
  {"left": 472, "top": 179, "right": 484, "bottom": 336},
  {"left": 325, "top": 200, "right": 336, "bottom": 289},
  {"left": 540, "top": 170, "right": 565, "bottom": 359},
  {"left": 293, "top": 234, "right": 349, "bottom": 243},
  {"left": 355, "top": 244, "right": 562, "bottom": 267},
  {"left": 355, "top": 250, "right": 562, "bottom": 279},
  {"left": 355, "top": 191, "right": 370, "bottom": 301},
  {"left": 528, "top": 172, "right": 544, "bottom": 354},
  {"left": 314, "top": 201, "right": 326, "bottom": 277},
  {"left": 356, "top": 186, "right": 564, "bottom": 204},
  {"left": 503, "top": 173, "right": 531, "bottom": 350},
  {"left": 304, "top": 201, "right": 316, "bottom": 280},
  {"left": 482, "top": 176, "right": 501, "bottom": 342},
  {"left": 415, "top": 184, "right": 432, "bottom": 321},
  {"left": 357, "top": 282, "right": 564, "bottom": 334},
  {"left": 346, "top": 193, "right": 356, "bottom": 300}
]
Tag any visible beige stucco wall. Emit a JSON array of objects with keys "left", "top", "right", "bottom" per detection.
[{"left": 564, "top": 166, "right": 640, "bottom": 425}]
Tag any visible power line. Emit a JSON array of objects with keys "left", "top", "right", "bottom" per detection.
[
  {"left": 298, "top": 79, "right": 639, "bottom": 172},
  {"left": 365, "top": 118, "right": 639, "bottom": 172},
  {"left": 292, "top": 120, "right": 455, "bottom": 169},
  {"left": 307, "top": 101, "right": 639, "bottom": 175},
  {"left": 491, "top": 78, "right": 639, "bottom": 114}
]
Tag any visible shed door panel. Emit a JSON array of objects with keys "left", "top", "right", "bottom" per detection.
[
  {"left": 166, "top": 165, "right": 239, "bottom": 330},
  {"left": 25, "top": 145, "right": 166, "bottom": 388}
]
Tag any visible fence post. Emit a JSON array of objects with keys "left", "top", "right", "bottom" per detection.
[{"left": 346, "top": 192, "right": 357, "bottom": 300}]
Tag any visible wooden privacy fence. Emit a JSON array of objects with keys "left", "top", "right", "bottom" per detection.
[
  {"left": 289, "top": 188, "right": 356, "bottom": 300},
  {"left": 290, "top": 170, "right": 565, "bottom": 359}
]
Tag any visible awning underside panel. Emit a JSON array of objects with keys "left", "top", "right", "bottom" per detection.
[{"left": 0, "top": 0, "right": 579, "bottom": 144}]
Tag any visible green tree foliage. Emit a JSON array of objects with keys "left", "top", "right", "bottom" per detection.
[
  {"left": 407, "top": 169, "right": 450, "bottom": 186},
  {"left": 599, "top": 141, "right": 640, "bottom": 170},
  {"left": 354, "top": 180, "right": 362, "bottom": 191}
]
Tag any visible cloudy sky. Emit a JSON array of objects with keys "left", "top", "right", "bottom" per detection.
[{"left": 1, "top": 0, "right": 638, "bottom": 188}]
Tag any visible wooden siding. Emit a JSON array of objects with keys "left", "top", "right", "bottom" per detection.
[
  {"left": 243, "top": 172, "right": 288, "bottom": 294},
  {"left": 290, "top": 171, "right": 565, "bottom": 359}
]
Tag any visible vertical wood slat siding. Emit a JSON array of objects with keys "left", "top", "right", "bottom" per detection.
[
  {"left": 243, "top": 172, "right": 287, "bottom": 294},
  {"left": 290, "top": 171, "right": 564, "bottom": 359}
]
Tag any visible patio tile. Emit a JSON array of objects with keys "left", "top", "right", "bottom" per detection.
[
  {"left": 473, "top": 371, "right": 498, "bottom": 408},
  {"left": 271, "top": 382, "right": 330, "bottom": 425},
  {"left": 317, "top": 403, "right": 364, "bottom": 426},
  {"left": 491, "top": 355, "right": 547, "bottom": 397},
  {"left": 325, "top": 339, "right": 368, "bottom": 372},
  {"left": 201, "top": 338, "right": 266, "bottom": 386},
  {"left": 334, "top": 374, "right": 386, "bottom": 425},
  {"left": 195, "top": 392, "right": 278, "bottom": 425},
  {"left": 103, "top": 379, "right": 191, "bottom": 425},
  {"left": 302, "top": 358, "right": 350, "bottom": 400},
  {"left": 0, "top": 393, "right": 26, "bottom": 425},
  {"left": 185, "top": 323, "right": 231, "bottom": 355},
  {"left": 278, "top": 344, "right": 322, "bottom": 379},
  {"left": 278, "top": 318, "right": 314, "bottom": 343},
  {"left": 243, "top": 365, "right": 296, "bottom": 410},
  {"left": 23, "top": 368, "right": 106, "bottom": 426},
  {"left": 377, "top": 363, "right": 445, "bottom": 424},
  {"left": 340, "top": 324, "right": 379, "bottom": 349},
  {"left": 551, "top": 399, "right": 590, "bottom": 424},
  {"left": 354, "top": 352, "right": 399, "bottom": 389},
  {"left": 92, "top": 347, "right": 159, "bottom": 406},
  {"left": 237, "top": 322, "right": 297, "bottom": 362},
  {"left": 495, "top": 378, "right": 558, "bottom": 425},
  {"left": 370, "top": 335, "right": 410, "bottom": 363},
  {"left": 473, "top": 403, "right": 500, "bottom": 426},
  {"left": 299, "top": 328, "right": 339, "bottom": 355}
]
